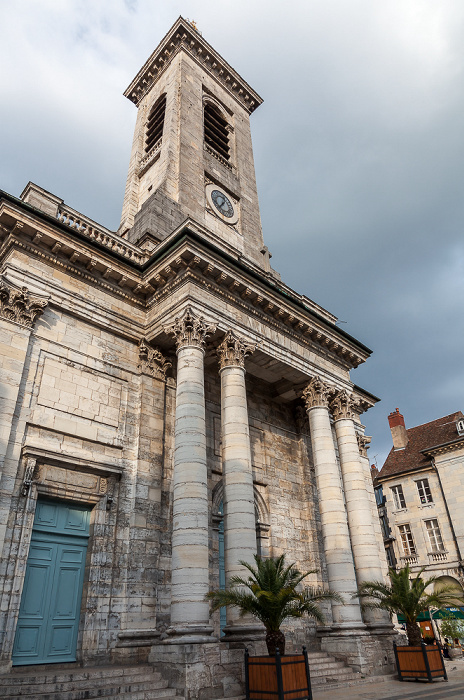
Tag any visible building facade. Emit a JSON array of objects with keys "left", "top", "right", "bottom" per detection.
[
  {"left": 374, "top": 409, "right": 464, "bottom": 596},
  {"left": 0, "top": 17, "right": 393, "bottom": 697}
]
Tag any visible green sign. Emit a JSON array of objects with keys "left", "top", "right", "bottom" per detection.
[{"left": 397, "top": 607, "right": 464, "bottom": 623}]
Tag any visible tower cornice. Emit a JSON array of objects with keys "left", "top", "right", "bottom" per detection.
[{"left": 123, "top": 16, "right": 263, "bottom": 113}]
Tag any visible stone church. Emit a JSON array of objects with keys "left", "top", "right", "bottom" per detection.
[{"left": 0, "top": 17, "right": 394, "bottom": 698}]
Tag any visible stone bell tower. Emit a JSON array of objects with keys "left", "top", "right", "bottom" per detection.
[{"left": 119, "top": 17, "right": 270, "bottom": 272}]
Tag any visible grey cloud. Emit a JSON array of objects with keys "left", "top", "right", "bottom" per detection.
[{"left": 2, "top": 0, "right": 464, "bottom": 467}]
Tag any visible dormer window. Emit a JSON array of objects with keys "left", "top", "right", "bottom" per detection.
[
  {"left": 204, "top": 103, "right": 230, "bottom": 161},
  {"left": 145, "top": 93, "right": 166, "bottom": 153}
]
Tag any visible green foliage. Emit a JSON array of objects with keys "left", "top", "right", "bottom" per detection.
[
  {"left": 440, "top": 611, "right": 464, "bottom": 642},
  {"left": 354, "top": 565, "right": 464, "bottom": 646},
  {"left": 206, "top": 554, "right": 343, "bottom": 633}
]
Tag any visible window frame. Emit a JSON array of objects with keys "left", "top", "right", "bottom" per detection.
[
  {"left": 203, "top": 101, "right": 231, "bottom": 162},
  {"left": 145, "top": 93, "right": 167, "bottom": 154},
  {"left": 391, "top": 484, "right": 406, "bottom": 510},
  {"left": 398, "top": 523, "right": 416, "bottom": 556},
  {"left": 424, "top": 518, "right": 445, "bottom": 553},
  {"left": 416, "top": 478, "right": 433, "bottom": 505}
]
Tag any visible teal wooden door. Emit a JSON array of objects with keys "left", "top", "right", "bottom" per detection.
[{"left": 12, "top": 499, "right": 91, "bottom": 666}]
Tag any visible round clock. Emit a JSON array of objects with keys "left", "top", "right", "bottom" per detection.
[{"left": 205, "top": 184, "right": 239, "bottom": 225}]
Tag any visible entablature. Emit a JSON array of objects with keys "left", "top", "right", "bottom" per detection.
[{"left": 142, "top": 240, "right": 370, "bottom": 371}]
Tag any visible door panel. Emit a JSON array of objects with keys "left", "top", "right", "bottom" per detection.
[{"left": 12, "top": 500, "right": 91, "bottom": 666}]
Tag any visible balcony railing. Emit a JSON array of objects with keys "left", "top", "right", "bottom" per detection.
[
  {"left": 400, "top": 555, "right": 418, "bottom": 565},
  {"left": 428, "top": 551, "right": 448, "bottom": 562}
]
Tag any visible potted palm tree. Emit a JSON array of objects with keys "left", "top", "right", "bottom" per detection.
[
  {"left": 355, "top": 565, "right": 464, "bottom": 682},
  {"left": 206, "top": 554, "right": 343, "bottom": 655},
  {"left": 207, "top": 555, "right": 342, "bottom": 700}
]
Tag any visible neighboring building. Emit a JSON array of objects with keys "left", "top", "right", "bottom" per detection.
[
  {"left": 374, "top": 409, "right": 464, "bottom": 595},
  {"left": 0, "top": 17, "right": 393, "bottom": 697}
]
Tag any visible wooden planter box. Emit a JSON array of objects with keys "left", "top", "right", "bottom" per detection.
[
  {"left": 244, "top": 647, "right": 313, "bottom": 700},
  {"left": 394, "top": 641, "right": 448, "bottom": 682}
]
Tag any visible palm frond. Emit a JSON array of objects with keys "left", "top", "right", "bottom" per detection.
[{"left": 206, "top": 554, "right": 341, "bottom": 634}]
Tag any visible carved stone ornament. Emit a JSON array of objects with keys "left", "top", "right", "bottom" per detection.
[
  {"left": 357, "top": 433, "right": 372, "bottom": 458},
  {"left": 0, "top": 276, "right": 48, "bottom": 328},
  {"left": 139, "top": 339, "right": 172, "bottom": 379},
  {"left": 302, "top": 376, "right": 332, "bottom": 411},
  {"left": 21, "top": 457, "right": 38, "bottom": 496},
  {"left": 330, "top": 389, "right": 360, "bottom": 421},
  {"left": 165, "top": 307, "right": 216, "bottom": 351},
  {"left": 217, "top": 330, "right": 256, "bottom": 370}
]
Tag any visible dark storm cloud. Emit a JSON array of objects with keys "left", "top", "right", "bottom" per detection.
[{"left": 1, "top": 0, "right": 463, "bottom": 466}]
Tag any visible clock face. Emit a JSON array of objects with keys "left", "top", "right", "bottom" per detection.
[
  {"left": 211, "top": 189, "right": 234, "bottom": 218},
  {"left": 205, "top": 184, "right": 239, "bottom": 225}
]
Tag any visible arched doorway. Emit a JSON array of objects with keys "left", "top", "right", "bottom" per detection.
[{"left": 213, "top": 484, "right": 270, "bottom": 637}]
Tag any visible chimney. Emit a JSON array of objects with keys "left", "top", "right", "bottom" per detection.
[{"left": 388, "top": 408, "right": 408, "bottom": 449}]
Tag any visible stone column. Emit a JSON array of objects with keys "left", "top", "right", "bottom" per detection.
[
  {"left": 217, "top": 331, "right": 263, "bottom": 641},
  {"left": 165, "top": 308, "right": 216, "bottom": 643},
  {"left": 330, "top": 390, "right": 389, "bottom": 627},
  {"left": 302, "top": 377, "right": 364, "bottom": 627}
]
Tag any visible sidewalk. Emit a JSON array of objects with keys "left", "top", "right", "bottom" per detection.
[{"left": 313, "top": 657, "right": 464, "bottom": 699}]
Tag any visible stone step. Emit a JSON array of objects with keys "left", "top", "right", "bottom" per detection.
[
  {"left": 0, "top": 676, "right": 168, "bottom": 697},
  {"left": 0, "top": 685, "right": 177, "bottom": 700},
  {"left": 5, "top": 664, "right": 159, "bottom": 685}
]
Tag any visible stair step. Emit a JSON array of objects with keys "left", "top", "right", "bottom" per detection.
[
  {"left": 6, "top": 665, "right": 158, "bottom": 684},
  {"left": 0, "top": 677, "right": 169, "bottom": 697},
  {"left": 1, "top": 686, "right": 176, "bottom": 700}
]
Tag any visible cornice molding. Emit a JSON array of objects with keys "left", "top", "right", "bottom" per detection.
[
  {"left": 124, "top": 17, "right": 263, "bottom": 114},
  {"left": 0, "top": 275, "right": 48, "bottom": 328},
  {"left": 217, "top": 330, "right": 256, "bottom": 370},
  {"left": 422, "top": 438, "right": 464, "bottom": 458},
  {"left": 0, "top": 203, "right": 373, "bottom": 367}
]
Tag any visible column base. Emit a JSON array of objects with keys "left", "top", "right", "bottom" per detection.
[
  {"left": 149, "top": 642, "right": 255, "bottom": 699},
  {"left": 220, "top": 623, "right": 266, "bottom": 645},
  {"left": 164, "top": 624, "right": 217, "bottom": 645},
  {"left": 318, "top": 625, "right": 397, "bottom": 675}
]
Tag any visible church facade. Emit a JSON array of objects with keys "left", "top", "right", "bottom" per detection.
[{"left": 0, "top": 17, "right": 394, "bottom": 697}]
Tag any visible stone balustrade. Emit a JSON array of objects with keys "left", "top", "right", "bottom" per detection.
[{"left": 56, "top": 206, "right": 148, "bottom": 265}]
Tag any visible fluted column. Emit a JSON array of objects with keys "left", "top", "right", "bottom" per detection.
[
  {"left": 217, "top": 331, "right": 263, "bottom": 641},
  {"left": 302, "top": 377, "right": 364, "bottom": 627},
  {"left": 165, "top": 308, "right": 216, "bottom": 643},
  {"left": 331, "top": 390, "right": 389, "bottom": 627}
]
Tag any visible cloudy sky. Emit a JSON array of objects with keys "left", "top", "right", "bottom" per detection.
[{"left": 1, "top": 0, "right": 463, "bottom": 467}]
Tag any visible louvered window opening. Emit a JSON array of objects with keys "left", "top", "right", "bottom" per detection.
[
  {"left": 204, "top": 104, "right": 230, "bottom": 161},
  {"left": 145, "top": 94, "right": 166, "bottom": 153}
]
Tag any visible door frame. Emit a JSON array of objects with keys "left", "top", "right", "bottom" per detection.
[{"left": 1, "top": 453, "right": 121, "bottom": 671}]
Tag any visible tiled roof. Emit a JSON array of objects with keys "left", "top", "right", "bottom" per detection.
[{"left": 378, "top": 411, "right": 464, "bottom": 480}]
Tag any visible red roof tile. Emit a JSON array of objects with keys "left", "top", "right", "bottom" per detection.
[{"left": 378, "top": 411, "right": 464, "bottom": 480}]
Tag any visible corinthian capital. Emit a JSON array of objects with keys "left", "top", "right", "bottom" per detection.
[
  {"left": 302, "top": 376, "right": 332, "bottom": 410},
  {"left": 165, "top": 307, "right": 216, "bottom": 351},
  {"left": 330, "top": 390, "right": 359, "bottom": 421},
  {"left": 217, "top": 330, "right": 256, "bottom": 370},
  {"left": 139, "top": 339, "right": 172, "bottom": 379},
  {"left": 0, "top": 276, "right": 48, "bottom": 328}
]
